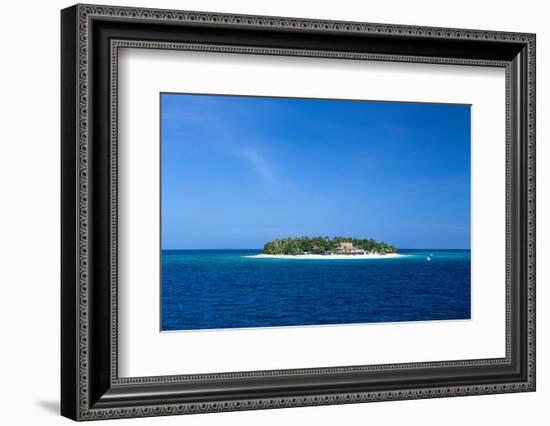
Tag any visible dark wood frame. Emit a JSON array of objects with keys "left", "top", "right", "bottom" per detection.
[{"left": 61, "top": 4, "right": 536, "bottom": 421}]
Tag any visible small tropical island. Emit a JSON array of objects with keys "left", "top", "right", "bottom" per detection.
[{"left": 246, "top": 236, "right": 403, "bottom": 260}]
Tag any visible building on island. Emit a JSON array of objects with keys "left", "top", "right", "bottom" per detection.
[{"left": 335, "top": 242, "right": 365, "bottom": 255}]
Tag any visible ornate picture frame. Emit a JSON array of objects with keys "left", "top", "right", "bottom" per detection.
[{"left": 61, "top": 4, "right": 536, "bottom": 421}]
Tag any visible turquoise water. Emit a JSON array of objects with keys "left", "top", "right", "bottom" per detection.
[{"left": 161, "top": 249, "right": 470, "bottom": 331}]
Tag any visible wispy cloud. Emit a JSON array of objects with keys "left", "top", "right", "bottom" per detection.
[{"left": 236, "top": 147, "right": 278, "bottom": 188}]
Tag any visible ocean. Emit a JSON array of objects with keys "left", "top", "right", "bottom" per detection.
[{"left": 161, "top": 249, "right": 471, "bottom": 331}]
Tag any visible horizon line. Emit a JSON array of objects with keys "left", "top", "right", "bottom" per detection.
[{"left": 161, "top": 247, "right": 472, "bottom": 251}]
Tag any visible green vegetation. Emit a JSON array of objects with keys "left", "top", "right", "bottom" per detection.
[{"left": 262, "top": 236, "right": 396, "bottom": 255}]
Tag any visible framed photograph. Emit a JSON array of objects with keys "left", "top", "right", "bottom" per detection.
[{"left": 61, "top": 4, "right": 536, "bottom": 421}]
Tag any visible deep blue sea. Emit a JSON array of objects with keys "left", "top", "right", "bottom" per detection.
[{"left": 161, "top": 249, "right": 471, "bottom": 331}]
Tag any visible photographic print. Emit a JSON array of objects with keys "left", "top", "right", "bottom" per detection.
[{"left": 161, "top": 93, "right": 471, "bottom": 332}]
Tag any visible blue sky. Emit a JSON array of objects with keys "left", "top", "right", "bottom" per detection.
[{"left": 161, "top": 93, "right": 471, "bottom": 249}]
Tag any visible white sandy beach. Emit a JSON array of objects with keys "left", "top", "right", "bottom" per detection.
[{"left": 244, "top": 253, "right": 407, "bottom": 260}]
